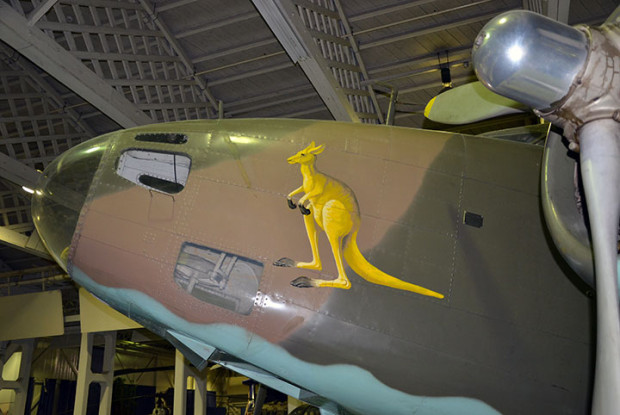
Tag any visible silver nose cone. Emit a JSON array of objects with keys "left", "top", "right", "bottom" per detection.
[
  {"left": 31, "top": 136, "right": 109, "bottom": 269},
  {"left": 472, "top": 10, "right": 589, "bottom": 109}
]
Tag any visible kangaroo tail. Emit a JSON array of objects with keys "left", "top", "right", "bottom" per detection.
[{"left": 343, "top": 231, "right": 444, "bottom": 299}]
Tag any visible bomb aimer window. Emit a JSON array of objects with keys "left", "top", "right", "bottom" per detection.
[
  {"left": 116, "top": 150, "right": 190, "bottom": 194},
  {"left": 174, "top": 243, "right": 263, "bottom": 315}
]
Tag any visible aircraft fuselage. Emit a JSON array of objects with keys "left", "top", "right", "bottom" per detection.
[{"left": 33, "top": 119, "right": 592, "bottom": 414}]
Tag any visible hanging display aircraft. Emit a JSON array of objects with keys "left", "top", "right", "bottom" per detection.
[{"left": 30, "top": 6, "right": 619, "bottom": 415}]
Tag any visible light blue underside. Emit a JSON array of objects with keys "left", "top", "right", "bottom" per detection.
[{"left": 72, "top": 265, "right": 501, "bottom": 415}]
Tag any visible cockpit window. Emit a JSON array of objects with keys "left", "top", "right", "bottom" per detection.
[
  {"left": 135, "top": 133, "right": 188, "bottom": 144},
  {"left": 116, "top": 150, "right": 190, "bottom": 194}
]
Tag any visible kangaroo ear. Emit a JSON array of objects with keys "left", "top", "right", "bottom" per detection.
[
  {"left": 310, "top": 144, "right": 325, "bottom": 154},
  {"left": 300, "top": 141, "right": 315, "bottom": 153}
]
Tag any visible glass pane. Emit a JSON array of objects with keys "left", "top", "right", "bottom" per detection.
[
  {"left": 116, "top": 150, "right": 190, "bottom": 194},
  {"left": 174, "top": 243, "right": 263, "bottom": 315},
  {"left": 32, "top": 137, "right": 108, "bottom": 268}
]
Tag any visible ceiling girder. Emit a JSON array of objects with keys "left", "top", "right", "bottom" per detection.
[
  {"left": 332, "top": 0, "right": 384, "bottom": 124},
  {"left": 524, "top": 0, "right": 571, "bottom": 23},
  {"left": 368, "top": 46, "right": 473, "bottom": 77},
  {"left": 546, "top": 0, "right": 571, "bottom": 23},
  {"left": 228, "top": 92, "right": 317, "bottom": 117},
  {"left": 137, "top": 0, "right": 220, "bottom": 115},
  {"left": 0, "top": 43, "right": 96, "bottom": 138},
  {"left": 359, "top": 10, "right": 511, "bottom": 50},
  {"left": 0, "top": 153, "right": 41, "bottom": 190},
  {"left": 192, "top": 38, "right": 279, "bottom": 65},
  {"left": 156, "top": 0, "right": 199, "bottom": 12},
  {"left": 210, "top": 62, "right": 294, "bottom": 87},
  {"left": 253, "top": 0, "right": 361, "bottom": 122},
  {"left": 176, "top": 11, "right": 260, "bottom": 39},
  {"left": 0, "top": 3, "right": 152, "bottom": 128},
  {"left": 35, "top": 21, "right": 164, "bottom": 38},
  {"left": 0, "top": 225, "right": 51, "bottom": 260},
  {"left": 27, "top": 0, "right": 59, "bottom": 26},
  {"left": 226, "top": 84, "right": 312, "bottom": 109},
  {"left": 349, "top": 0, "right": 437, "bottom": 22},
  {"left": 277, "top": 105, "right": 327, "bottom": 119},
  {"left": 59, "top": 0, "right": 142, "bottom": 10}
]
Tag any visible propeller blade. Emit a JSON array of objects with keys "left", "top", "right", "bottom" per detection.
[
  {"left": 471, "top": 8, "right": 620, "bottom": 414},
  {"left": 423, "top": 81, "right": 526, "bottom": 125},
  {"left": 578, "top": 119, "right": 620, "bottom": 415}
]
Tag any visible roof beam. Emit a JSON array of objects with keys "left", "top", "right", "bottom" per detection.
[
  {"left": 366, "top": 58, "right": 471, "bottom": 85},
  {"left": 192, "top": 38, "right": 278, "bottom": 65},
  {"left": 396, "top": 73, "right": 477, "bottom": 96},
  {"left": 58, "top": 0, "right": 142, "bottom": 10},
  {"left": 349, "top": 0, "right": 437, "bottom": 22},
  {"left": 208, "top": 62, "right": 293, "bottom": 86},
  {"left": 156, "top": 0, "right": 199, "bottom": 12},
  {"left": 0, "top": 42, "right": 96, "bottom": 137},
  {"left": 0, "top": 226, "right": 51, "bottom": 260},
  {"left": 27, "top": 0, "right": 59, "bottom": 26},
  {"left": 227, "top": 91, "right": 317, "bottom": 116},
  {"left": 175, "top": 12, "right": 259, "bottom": 39},
  {"left": 545, "top": 0, "right": 570, "bottom": 23},
  {"left": 524, "top": 0, "right": 570, "bottom": 23},
  {"left": 137, "top": 0, "right": 219, "bottom": 115},
  {"left": 277, "top": 105, "right": 327, "bottom": 118},
  {"left": 368, "top": 45, "right": 472, "bottom": 76},
  {"left": 226, "top": 84, "right": 312, "bottom": 109},
  {"left": 353, "top": 0, "right": 494, "bottom": 36},
  {"left": 0, "top": 154, "right": 49, "bottom": 260},
  {"left": 71, "top": 51, "right": 182, "bottom": 63},
  {"left": 0, "top": 153, "right": 41, "bottom": 190},
  {"left": 35, "top": 21, "right": 164, "bottom": 38},
  {"left": 252, "top": 0, "right": 360, "bottom": 122},
  {"left": 0, "top": 3, "right": 152, "bottom": 128},
  {"left": 332, "top": 0, "right": 384, "bottom": 123},
  {"left": 359, "top": 10, "right": 509, "bottom": 50}
]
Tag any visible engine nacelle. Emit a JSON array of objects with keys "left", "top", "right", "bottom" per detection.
[
  {"left": 474, "top": 10, "right": 620, "bottom": 289},
  {"left": 541, "top": 131, "right": 594, "bottom": 287}
]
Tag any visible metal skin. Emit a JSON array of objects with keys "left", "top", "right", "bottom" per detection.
[
  {"left": 278, "top": 141, "right": 444, "bottom": 298},
  {"left": 32, "top": 119, "right": 593, "bottom": 414},
  {"left": 540, "top": 131, "right": 594, "bottom": 287},
  {"left": 472, "top": 11, "right": 588, "bottom": 111},
  {"left": 536, "top": 23, "right": 620, "bottom": 148},
  {"left": 473, "top": 8, "right": 620, "bottom": 415}
]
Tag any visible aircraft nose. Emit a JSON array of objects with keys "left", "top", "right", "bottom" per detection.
[{"left": 31, "top": 137, "right": 109, "bottom": 269}]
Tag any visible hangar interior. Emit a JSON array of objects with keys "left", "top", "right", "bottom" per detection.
[{"left": 0, "top": 0, "right": 617, "bottom": 414}]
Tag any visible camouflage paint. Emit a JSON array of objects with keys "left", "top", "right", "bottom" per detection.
[
  {"left": 33, "top": 120, "right": 593, "bottom": 414},
  {"left": 69, "top": 265, "right": 500, "bottom": 415}
]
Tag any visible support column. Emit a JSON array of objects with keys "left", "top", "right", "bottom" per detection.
[
  {"left": 173, "top": 350, "right": 208, "bottom": 415},
  {"left": 191, "top": 367, "right": 207, "bottom": 415},
  {"left": 0, "top": 339, "right": 35, "bottom": 414},
  {"left": 73, "top": 331, "right": 116, "bottom": 415},
  {"left": 173, "top": 350, "right": 187, "bottom": 415}
]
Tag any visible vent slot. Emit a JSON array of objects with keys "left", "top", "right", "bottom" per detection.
[{"left": 135, "top": 133, "right": 188, "bottom": 144}]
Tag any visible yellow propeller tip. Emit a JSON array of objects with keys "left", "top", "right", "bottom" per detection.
[{"left": 424, "top": 96, "right": 437, "bottom": 118}]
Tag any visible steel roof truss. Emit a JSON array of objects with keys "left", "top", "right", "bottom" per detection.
[{"left": 253, "top": 0, "right": 363, "bottom": 122}]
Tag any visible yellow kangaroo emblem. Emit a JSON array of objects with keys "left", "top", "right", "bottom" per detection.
[{"left": 275, "top": 142, "right": 444, "bottom": 299}]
